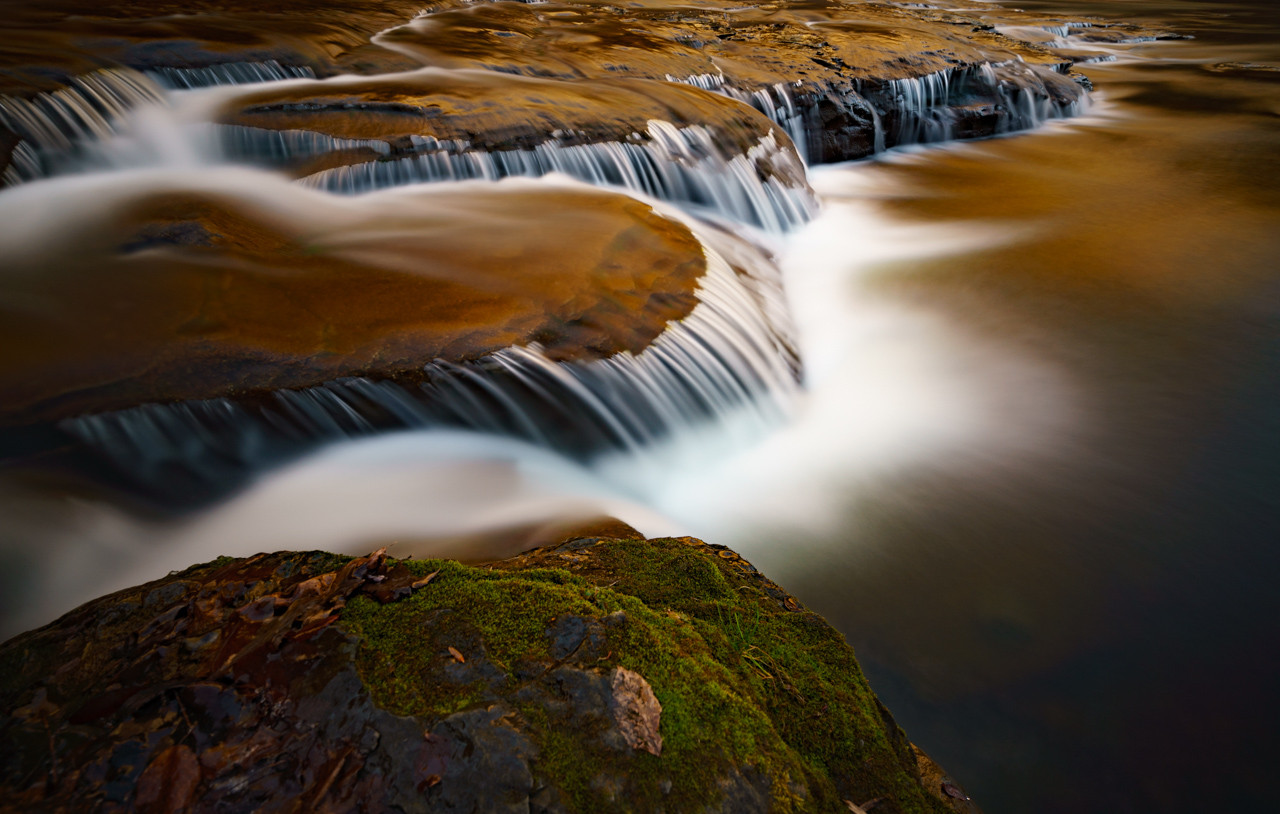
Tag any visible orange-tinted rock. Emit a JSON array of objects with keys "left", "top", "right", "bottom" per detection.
[
  {"left": 216, "top": 68, "right": 802, "bottom": 175},
  {"left": 369, "top": 0, "right": 1087, "bottom": 160},
  {"left": 0, "top": 176, "right": 706, "bottom": 426},
  {"left": 0, "top": 0, "right": 428, "bottom": 96}
]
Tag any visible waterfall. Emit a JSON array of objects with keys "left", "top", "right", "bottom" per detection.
[
  {"left": 666, "top": 76, "right": 811, "bottom": 164},
  {"left": 289, "top": 122, "right": 816, "bottom": 233},
  {"left": 668, "top": 60, "right": 1086, "bottom": 162},
  {"left": 0, "top": 69, "right": 166, "bottom": 185},
  {"left": 148, "top": 61, "right": 317, "bottom": 89},
  {"left": 61, "top": 228, "right": 799, "bottom": 493},
  {"left": 855, "top": 61, "right": 1088, "bottom": 149},
  {"left": 217, "top": 125, "right": 393, "bottom": 164}
]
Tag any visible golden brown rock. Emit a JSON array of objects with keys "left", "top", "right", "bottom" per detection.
[
  {"left": 0, "top": 178, "right": 705, "bottom": 426},
  {"left": 216, "top": 68, "right": 802, "bottom": 174}
]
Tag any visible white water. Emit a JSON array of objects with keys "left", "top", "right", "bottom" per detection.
[
  {"left": 295, "top": 122, "right": 815, "bottom": 232},
  {"left": 148, "top": 60, "right": 317, "bottom": 89},
  {"left": 61, "top": 217, "right": 799, "bottom": 481},
  {"left": 0, "top": 18, "right": 1086, "bottom": 642}
]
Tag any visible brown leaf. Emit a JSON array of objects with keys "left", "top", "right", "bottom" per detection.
[
  {"left": 135, "top": 744, "right": 200, "bottom": 814},
  {"left": 942, "top": 781, "right": 971, "bottom": 801},
  {"left": 412, "top": 570, "right": 440, "bottom": 590},
  {"left": 608, "top": 667, "right": 663, "bottom": 755},
  {"left": 447, "top": 646, "right": 465, "bottom": 664}
]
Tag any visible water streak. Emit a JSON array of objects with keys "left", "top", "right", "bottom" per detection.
[{"left": 666, "top": 76, "right": 811, "bottom": 164}]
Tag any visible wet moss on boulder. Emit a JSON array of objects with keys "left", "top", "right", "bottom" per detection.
[{"left": 0, "top": 536, "right": 974, "bottom": 813}]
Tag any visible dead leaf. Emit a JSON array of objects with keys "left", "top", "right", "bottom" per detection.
[
  {"left": 608, "top": 667, "right": 663, "bottom": 755},
  {"left": 447, "top": 646, "right": 465, "bottom": 664},
  {"left": 412, "top": 570, "right": 440, "bottom": 590},
  {"left": 942, "top": 782, "right": 971, "bottom": 801}
]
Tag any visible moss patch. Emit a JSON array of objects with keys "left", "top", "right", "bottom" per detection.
[{"left": 338, "top": 537, "right": 957, "bottom": 813}]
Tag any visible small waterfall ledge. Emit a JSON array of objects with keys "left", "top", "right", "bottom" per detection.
[
  {"left": 0, "top": 68, "right": 166, "bottom": 186},
  {"left": 667, "top": 58, "right": 1089, "bottom": 162},
  {"left": 282, "top": 122, "right": 816, "bottom": 234},
  {"left": 61, "top": 222, "right": 800, "bottom": 492},
  {"left": 147, "top": 61, "right": 318, "bottom": 90}
]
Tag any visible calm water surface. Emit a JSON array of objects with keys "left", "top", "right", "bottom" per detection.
[{"left": 699, "top": 1, "right": 1280, "bottom": 811}]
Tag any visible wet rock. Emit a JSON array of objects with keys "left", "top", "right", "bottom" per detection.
[
  {"left": 2, "top": 0, "right": 1097, "bottom": 182},
  {"left": 373, "top": 0, "right": 1091, "bottom": 161},
  {"left": 0, "top": 178, "right": 707, "bottom": 426},
  {"left": 214, "top": 68, "right": 807, "bottom": 178},
  {"left": 1, "top": 537, "right": 973, "bottom": 813}
]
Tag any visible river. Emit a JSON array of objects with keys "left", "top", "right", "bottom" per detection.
[{"left": 2, "top": 0, "right": 1278, "bottom": 811}]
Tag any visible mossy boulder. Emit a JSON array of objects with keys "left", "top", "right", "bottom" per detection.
[{"left": 0, "top": 536, "right": 974, "bottom": 813}]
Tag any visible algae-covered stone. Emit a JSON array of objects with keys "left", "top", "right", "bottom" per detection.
[{"left": 0, "top": 537, "right": 974, "bottom": 813}]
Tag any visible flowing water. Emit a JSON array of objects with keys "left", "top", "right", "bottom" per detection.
[{"left": 2, "top": 0, "right": 1279, "bottom": 812}]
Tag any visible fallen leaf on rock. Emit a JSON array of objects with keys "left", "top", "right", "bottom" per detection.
[
  {"left": 942, "top": 781, "right": 971, "bottom": 801},
  {"left": 447, "top": 646, "right": 466, "bottom": 663},
  {"left": 608, "top": 667, "right": 662, "bottom": 755},
  {"left": 412, "top": 570, "right": 440, "bottom": 590}
]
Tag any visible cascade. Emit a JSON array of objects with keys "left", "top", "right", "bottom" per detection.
[
  {"left": 148, "top": 61, "right": 317, "bottom": 89},
  {"left": 666, "top": 76, "right": 811, "bottom": 164},
  {"left": 856, "top": 61, "right": 1088, "bottom": 149},
  {"left": 62, "top": 229, "right": 799, "bottom": 495},
  {"left": 670, "top": 61, "right": 1086, "bottom": 162},
  {"left": 217, "top": 125, "right": 393, "bottom": 165},
  {"left": 289, "top": 122, "right": 816, "bottom": 233},
  {"left": 0, "top": 69, "right": 166, "bottom": 185}
]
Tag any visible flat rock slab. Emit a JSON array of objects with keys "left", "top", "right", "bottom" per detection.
[
  {"left": 374, "top": 0, "right": 1088, "bottom": 159},
  {"left": 0, "top": 177, "right": 706, "bottom": 426},
  {"left": 0, "top": 0, "right": 428, "bottom": 96},
  {"left": 215, "top": 67, "right": 807, "bottom": 176},
  {"left": 0, "top": 536, "right": 976, "bottom": 813}
]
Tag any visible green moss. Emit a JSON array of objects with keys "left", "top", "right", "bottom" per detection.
[{"left": 337, "top": 540, "right": 950, "bottom": 814}]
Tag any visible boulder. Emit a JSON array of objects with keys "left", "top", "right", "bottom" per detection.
[{"left": 0, "top": 535, "right": 975, "bottom": 813}]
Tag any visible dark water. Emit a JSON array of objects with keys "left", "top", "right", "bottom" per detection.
[{"left": 712, "top": 2, "right": 1280, "bottom": 811}]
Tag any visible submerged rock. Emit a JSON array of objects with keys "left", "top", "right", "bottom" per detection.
[{"left": 0, "top": 536, "right": 975, "bottom": 813}]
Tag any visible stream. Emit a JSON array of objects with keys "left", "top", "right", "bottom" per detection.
[{"left": 2, "top": 0, "right": 1278, "bottom": 811}]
